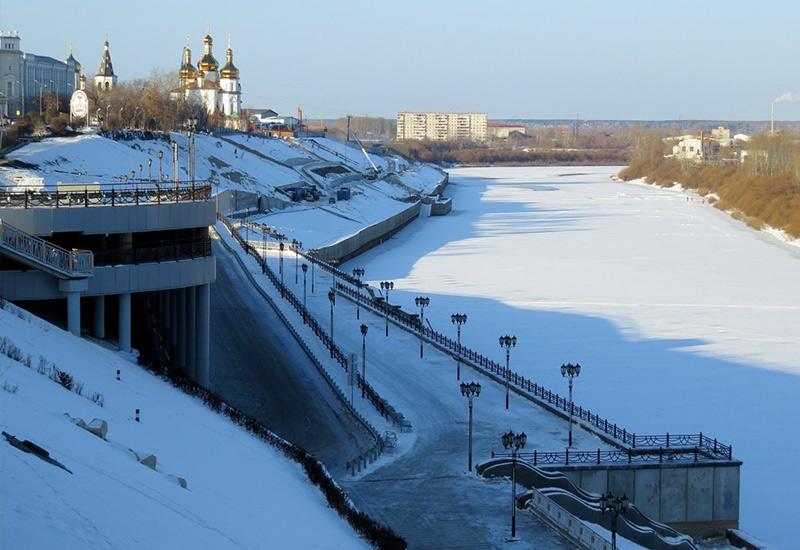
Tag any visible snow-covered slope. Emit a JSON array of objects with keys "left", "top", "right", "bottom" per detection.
[
  {"left": 0, "top": 131, "right": 447, "bottom": 251},
  {"left": 0, "top": 300, "right": 368, "bottom": 550}
]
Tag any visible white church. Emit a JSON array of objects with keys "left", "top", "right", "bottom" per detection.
[{"left": 174, "top": 33, "right": 242, "bottom": 127}]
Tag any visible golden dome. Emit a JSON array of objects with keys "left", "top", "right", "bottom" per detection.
[
  {"left": 198, "top": 33, "right": 218, "bottom": 72},
  {"left": 180, "top": 46, "right": 197, "bottom": 81},
  {"left": 220, "top": 47, "right": 239, "bottom": 79}
]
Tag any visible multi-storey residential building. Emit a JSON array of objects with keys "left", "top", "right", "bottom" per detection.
[{"left": 396, "top": 112, "right": 488, "bottom": 142}]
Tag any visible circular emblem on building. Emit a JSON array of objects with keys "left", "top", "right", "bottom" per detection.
[{"left": 70, "top": 90, "right": 88, "bottom": 118}]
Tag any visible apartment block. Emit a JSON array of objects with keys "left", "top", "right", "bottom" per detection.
[{"left": 396, "top": 112, "right": 488, "bottom": 142}]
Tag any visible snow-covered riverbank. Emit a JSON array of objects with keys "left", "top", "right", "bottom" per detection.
[{"left": 342, "top": 166, "right": 799, "bottom": 548}]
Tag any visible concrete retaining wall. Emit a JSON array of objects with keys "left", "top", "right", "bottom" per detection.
[
  {"left": 313, "top": 201, "right": 421, "bottom": 264},
  {"left": 0, "top": 200, "right": 216, "bottom": 236},
  {"left": 0, "top": 256, "right": 216, "bottom": 300},
  {"left": 552, "top": 462, "right": 739, "bottom": 537}
]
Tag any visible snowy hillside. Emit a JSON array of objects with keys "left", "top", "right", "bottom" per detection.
[{"left": 0, "top": 300, "right": 369, "bottom": 549}]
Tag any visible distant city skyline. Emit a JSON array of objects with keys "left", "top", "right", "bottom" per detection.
[{"left": 2, "top": 0, "right": 799, "bottom": 121}]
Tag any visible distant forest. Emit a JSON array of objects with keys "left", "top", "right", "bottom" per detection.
[{"left": 620, "top": 130, "right": 800, "bottom": 237}]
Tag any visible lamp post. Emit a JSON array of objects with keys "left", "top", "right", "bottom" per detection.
[
  {"left": 147, "top": 158, "right": 152, "bottom": 183},
  {"left": 379, "top": 281, "right": 394, "bottom": 336},
  {"left": 301, "top": 263, "right": 308, "bottom": 323},
  {"left": 501, "top": 430, "right": 527, "bottom": 540},
  {"left": 560, "top": 363, "right": 581, "bottom": 447},
  {"left": 460, "top": 381, "right": 481, "bottom": 471},
  {"left": 328, "top": 288, "right": 336, "bottom": 358},
  {"left": 451, "top": 313, "right": 468, "bottom": 380},
  {"left": 360, "top": 323, "right": 368, "bottom": 398},
  {"left": 157, "top": 150, "right": 164, "bottom": 183},
  {"left": 599, "top": 491, "right": 629, "bottom": 550},
  {"left": 352, "top": 268, "right": 365, "bottom": 319},
  {"left": 279, "top": 241, "right": 285, "bottom": 294},
  {"left": 261, "top": 225, "right": 267, "bottom": 274},
  {"left": 184, "top": 117, "right": 198, "bottom": 184},
  {"left": 414, "top": 296, "right": 430, "bottom": 358},
  {"left": 310, "top": 250, "right": 316, "bottom": 294},
  {"left": 292, "top": 239, "right": 301, "bottom": 284},
  {"left": 138, "top": 163, "right": 143, "bottom": 182},
  {"left": 499, "top": 335, "right": 517, "bottom": 410}
]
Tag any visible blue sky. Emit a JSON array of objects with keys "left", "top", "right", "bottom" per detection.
[{"left": 2, "top": 0, "right": 799, "bottom": 120}]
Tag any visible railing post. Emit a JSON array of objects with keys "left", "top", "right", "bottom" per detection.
[
  {"left": 565, "top": 448, "right": 569, "bottom": 465},
  {"left": 633, "top": 434, "right": 636, "bottom": 448},
  {"left": 666, "top": 432, "right": 670, "bottom": 448},
  {"left": 597, "top": 449, "right": 601, "bottom": 465},
  {"left": 659, "top": 447, "right": 663, "bottom": 463},
  {"left": 534, "top": 450, "right": 537, "bottom": 466},
  {"left": 694, "top": 447, "right": 698, "bottom": 462},
  {"left": 111, "top": 187, "right": 115, "bottom": 206}
]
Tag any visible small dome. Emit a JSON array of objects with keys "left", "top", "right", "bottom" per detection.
[{"left": 220, "top": 47, "right": 238, "bottom": 79}]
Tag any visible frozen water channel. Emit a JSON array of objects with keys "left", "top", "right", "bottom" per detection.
[{"left": 344, "top": 166, "right": 800, "bottom": 548}]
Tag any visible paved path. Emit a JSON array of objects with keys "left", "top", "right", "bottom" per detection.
[{"left": 209, "top": 239, "right": 372, "bottom": 474}]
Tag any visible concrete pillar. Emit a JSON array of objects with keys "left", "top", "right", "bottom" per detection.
[
  {"left": 118, "top": 292, "right": 131, "bottom": 352},
  {"left": 169, "top": 289, "right": 178, "bottom": 350},
  {"left": 195, "top": 283, "right": 210, "bottom": 388},
  {"left": 186, "top": 286, "right": 196, "bottom": 379},
  {"left": 66, "top": 292, "right": 81, "bottom": 336},
  {"left": 93, "top": 295, "right": 105, "bottom": 339},
  {"left": 177, "top": 288, "right": 187, "bottom": 371},
  {"left": 58, "top": 279, "right": 88, "bottom": 337}
]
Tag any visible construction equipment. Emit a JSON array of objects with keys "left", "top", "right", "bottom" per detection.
[{"left": 347, "top": 129, "right": 381, "bottom": 180}]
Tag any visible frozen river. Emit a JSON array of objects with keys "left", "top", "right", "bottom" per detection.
[{"left": 347, "top": 166, "right": 800, "bottom": 548}]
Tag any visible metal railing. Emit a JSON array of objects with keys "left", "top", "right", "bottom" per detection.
[
  {"left": 0, "top": 218, "right": 93, "bottom": 276},
  {"left": 283, "top": 248, "right": 738, "bottom": 461},
  {"left": 93, "top": 238, "right": 211, "bottom": 266},
  {"left": 491, "top": 443, "right": 731, "bottom": 468},
  {"left": 0, "top": 182, "right": 212, "bottom": 209},
  {"left": 218, "top": 214, "right": 412, "bottom": 432}
]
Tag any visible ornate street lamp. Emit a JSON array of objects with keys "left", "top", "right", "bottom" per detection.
[
  {"left": 328, "top": 288, "right": 336, "bottom": 358},
  {"left": 561, "top": 362, "right": 582, "bottom": 447},
  {"left": 360, "top": 323, "right": 369, "bottom": 398},
  {"left": 501, "top": 430, "right": 527, "bottom": 540},
  {"left": 379, "top": 281, "right": 394, "bottom": 336},
  {"left": 352, "top": 267, "right": 365, "bottom": 320},
  {"left": 279, "top": 241, "right": 285, "bottom": 295},
  {"left": 301, "top": 263, "right": 309, "bottom": 323},
  {"left": 599, "top": 491, "right": 629, "bottom": 550},
  {"left": 157, "top": 149, "right": 164, "bottom": 183},
  {"left": 292, "top": 239, "right": 302, "bottom": 284},
  {"left": 499, "top": 335, "right": 517, "bottom": 410},
  {"left": 414, "top": 296, "right": 430, "bottom": 358},
  {"left": 460, "top": 381, "right": 481, "bottom": 471},
  {"left": 310, "top": 250, "right": 316, "bottom": 294},
  {"left": 451, "top": 313, "right": 468, "bottom": 380}
]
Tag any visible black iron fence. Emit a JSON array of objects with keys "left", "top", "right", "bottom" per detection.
[
  {"left": 491, "top": 444, "right": 730, "bottom": 467},
  {"left": 0, "top": 183, "right": 212, "bottom": 209},
  {"left": 93, "top": 238, "right": 211, "bottom": 266},
  {"left": 218, "top": 214, "right": 411, "bottom": 432},
  {"left": 289, "top": 252, "right": 735, "bottom": 462}
]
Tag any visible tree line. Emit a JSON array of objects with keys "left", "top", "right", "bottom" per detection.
[{"left": 619, "top": 129, "right": 800, "bottom": 237}]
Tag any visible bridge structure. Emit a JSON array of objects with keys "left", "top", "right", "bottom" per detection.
[{"left": 0, "top": 182, "right": 216, "bottom": 385}]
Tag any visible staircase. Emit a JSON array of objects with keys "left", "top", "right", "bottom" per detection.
[{"left": 0, "top": 218, "right": 93, "bottom": 279}]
